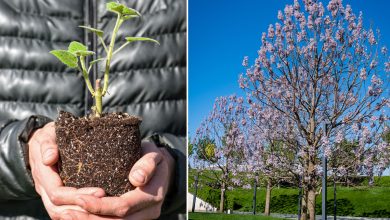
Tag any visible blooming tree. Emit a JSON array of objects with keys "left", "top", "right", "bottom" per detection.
[
  {"left": 239, "top": 0, "right": 390, "bottom": 219},
  {"left": 193, "top": 95, "right": 247, "bottom": 212}
]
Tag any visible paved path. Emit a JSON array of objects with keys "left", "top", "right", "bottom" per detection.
[
  {"left": 270, "top": 213, "right": 390, "bottom": 220},
  {"left": 229, "top": 211, "right": 390, "bottom": 220}
]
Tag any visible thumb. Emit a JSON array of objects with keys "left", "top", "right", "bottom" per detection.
[
  {"left": 40, "top": 140, "right": 59, "bottom": 166},
  {"left": 129, "top": 152, "right": 163, "bottom": 187}
]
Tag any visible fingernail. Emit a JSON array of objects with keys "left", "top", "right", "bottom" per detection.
[
  {"left": 93, "top": 189, "right": 104, "bottom": 197},
  {"left": 44, "top": 149, "right": 54, "bottom": 161},
  {"left": 132, "top": 169, "right": 146, "bottom": 183}
]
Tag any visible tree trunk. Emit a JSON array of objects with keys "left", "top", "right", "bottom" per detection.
[
  {"left": 300, "top": 189, "right": 308, "bottom": 220},
  {"left": 264, "top": 179, "right": 272, "bottom": 215},
  {"left": 308, "top": 189, "right": 317, "bottom": 220},
  {"left": 219, "top": 181, "right": 225, "bottom": 212}
]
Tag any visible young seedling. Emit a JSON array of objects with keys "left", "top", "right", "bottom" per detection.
[{"left": 50, "top": 2, "right": 159, "bottom": 117}]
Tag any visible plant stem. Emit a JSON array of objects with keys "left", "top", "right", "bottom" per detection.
[
  {"left": 113, "top": 42, "right": 129, "bottom": 56},
  {"left": 99, "top": 36, "right": 109, "bottom": 53},
  {"left": 95, "top": 79, "right": 102, "bottom": 117},
  {"left": 102, "top": 13, "right": 123, "bottom": 96},
  {"left": 79, "top": 56, "right": 95, "bottom": 96}
]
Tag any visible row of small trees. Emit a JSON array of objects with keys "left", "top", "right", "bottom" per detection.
[{"left": 190, "top": 0, "right": 389, "bottom": 219}]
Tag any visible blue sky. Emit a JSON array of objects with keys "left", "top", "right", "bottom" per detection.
[{"left": 188, "top": 0, "right": 390, "bottom": 137}]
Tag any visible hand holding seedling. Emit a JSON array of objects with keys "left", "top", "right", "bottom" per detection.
[
  {"left": 60, "top": 142, "right": 175, "bottom": 219},
  {"left": 30, "top": 129, "right": 174, "bottom": 220},
  {"left": 50, "top": 2, "right": 158, "bottom": 117}
]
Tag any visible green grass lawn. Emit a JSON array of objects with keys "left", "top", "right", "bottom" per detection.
[
  {"left": 189, "top": 212, "right": 286, "bottom": 220},
  {"left": 189, "top": 170, "right": 390, "bottom": 217}
]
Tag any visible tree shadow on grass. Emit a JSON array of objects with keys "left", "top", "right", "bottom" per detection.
[{"left": 362, "top": 210, "right": 390, "bottom": 218}]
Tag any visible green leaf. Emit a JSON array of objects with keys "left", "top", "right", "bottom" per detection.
[
  {"left": 75, "top": 51, "right": 95, "bottom": 56},
  {"left": 125, "top": 37, "right": 160, "bottom": 45},
  {"left": 106, "top": 2, "right": 141, "bottom": 17},
  {"left": 79, "top": 26, "right": 104, "bottom": 37},
  {"left": 68, "top": 41, "right": 87, "bottom": 54},
  {"left": 68, "top": 41, "right": 94, "bottom": 56},
  {"left": 50, "top": 50, "right": 78, "bottom": 68},
  {"left": 90, "top": 57, "right": 106, "bottom": 65},
  {"left": 122, "top": 15, "right": 139, "bottom": 20}
]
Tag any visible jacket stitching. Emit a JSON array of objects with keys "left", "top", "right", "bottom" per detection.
[
  {"left": 0, "top": 66, "right": 184, "bottom": 75},
  {"left": 0, "top": 100, "right": 81, "bottom": 107},
  {"left": 19, "top": 11, "right": 83, "bottom": 20},
  {"left": 0, "top": 68, "right": 79, "bottom": 75},
  {"left": 0, "top": 35, "right": 78, "bottom": 44},
  {"left": 0, "top": 99, "right": 184, "bottom": 108},
  {"left": 112, "top": 65, "right": 186, "bottom": 75},
  {"left": 109, "top": 98, "right": 186, "bottom": 108},
  {"left": 0, "top": 30, "right": 185, "bottom": 46}
]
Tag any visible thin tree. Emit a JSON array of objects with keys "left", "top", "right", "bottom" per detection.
[{"left": 194, "top": 95, "right": 247, "bottom": 212}]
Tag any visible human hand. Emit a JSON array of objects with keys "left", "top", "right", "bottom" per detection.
[
  {"left": 62, "top": 141, "right": 175, "bottom": 220},
  {"left": 29, "top": 122, "right": 105, "bottom": 220}
]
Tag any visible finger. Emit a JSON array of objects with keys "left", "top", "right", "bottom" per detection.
[
  {"left": 75, "top": 189, "right": 156, "bottom": 217},
  {"left": 48, "top": 187, "right": 106, "bottom": 206},
  {"left": 40, "top": 140, "right": 59, "bottom": 166},
  {"left": 40, "top": 188, "right": 87, "bottom": 220},
  {"left": 129, "top": 152, "right": 162, "bottom": 186},
  {"left": 63, "top": 204, "right": 162, "bottom": 220},
  {"left": 77, "top": 187, "right": 106, "bottom": 197}
]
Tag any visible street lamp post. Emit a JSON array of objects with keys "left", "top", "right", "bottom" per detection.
[
  {"left": 333, "top": 173, "right": 337, "bottom": 220},
  {"left": 253, "top": 174, "right": 258, "bottom": 215},
  {"left": 298, "top": 175, "right": 302, "bottom": 220},
  {"left": 322, "top": 153, "right": 327, "bottom": 220},
  {"left": 322, "top": 124, "right": 328, "bottom": 220}
]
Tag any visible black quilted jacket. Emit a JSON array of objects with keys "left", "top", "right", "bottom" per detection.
[{"left": 0, "top": 0, "right": 186, "bottom": 219}]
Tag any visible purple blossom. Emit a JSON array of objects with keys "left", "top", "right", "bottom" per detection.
[
  {"left": 275, "top": 23, "right": 282, "bottom": 37},
  {"left": 294, "top": 0, "right": 300, "bottom": 10},
  {"left": 359, "top": 68, "right": 367, "bottom": 80},
  {"left": 385, "top": 62, "right": 390, "bottom": 72},
  {"left": 327, "top": 0, "right": 343, "bottom": 17},
  {"left": 371, "top": 74, "right": 383, "bottom": 87},
  {"left": 277, "top": 10, "right": 283, "bottom": 20},
  {"left": 352, "top": 123, "right": 359, "bottom": 132},
  {"left": 370, "top": 60, "right": 378, "bottom": 69},
  {"left": 324, "top": 16, "right": 331, "bottom": 25},
  {"left": 335, "top": 131, "right": 343, "bottom": 144},
  {"left": 314, "top": 17, "right": 322, "bottom": 26},
  {"left": 321, "top": 136, "right": 332, "bottom": 157},
  {"left": 284, "top": 5, "right": 294, "bottom": 17},
  {"left": 344, "top": 5, "right": 354, "bottom": 22},
  {"left": 381, "top": 46, "right": 388, "bottom": 54},
  {"left": 307, "top": 15, "right": 314, "bottom": 29},
  {"left": 368, "top": 29, "right": 376, "bottom": 45},
  {"left": 335, "top": 28, "right": 344, "bottom": 42},
  {"left": 268, "top": 24, "right": 275, "bottom": 38},
  {"left": 242, "top": 56, "right": 248, "bottom": 67}
]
